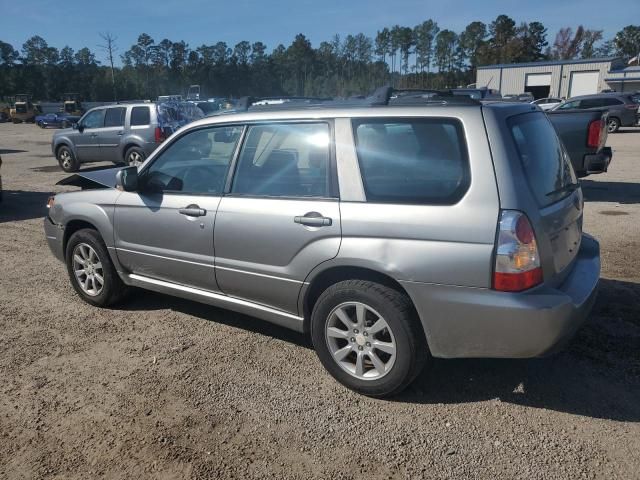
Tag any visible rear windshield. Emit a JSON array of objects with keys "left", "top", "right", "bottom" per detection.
[
  {"left": 352, "top": 118, "right": 470, "bottom": 204},
  {"left": 509, "top": 112, "right": 577, "bottom": 207}
]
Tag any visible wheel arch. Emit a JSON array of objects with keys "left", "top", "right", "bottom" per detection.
[
  {"left": 301, "top": 265, "right": 420, "bottom": 336},
  {"left": 122, "top": 143, "right": 144, "bottom": 162}
]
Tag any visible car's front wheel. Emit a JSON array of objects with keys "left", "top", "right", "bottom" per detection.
[
  {"left": 65, "top": 229, "right": 128, "bottom": 307},
  {"left": 311, "top": 280, "right": 428, "bottom": 397},
  {"left": 57, "top": 146, "right": 79, "bottom": 172}
]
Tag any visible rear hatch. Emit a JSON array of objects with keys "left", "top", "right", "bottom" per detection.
[{"left": 508, "top": 112, "right": 582, "bottom": 283}]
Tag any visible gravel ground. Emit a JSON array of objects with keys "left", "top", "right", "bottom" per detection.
[{"left": 0, "top": 123, "right": 639, "bottom": 480}]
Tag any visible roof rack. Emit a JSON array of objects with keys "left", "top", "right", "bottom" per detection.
[{"left": 222, "top": 86, "right": 479, "bottom": 114}]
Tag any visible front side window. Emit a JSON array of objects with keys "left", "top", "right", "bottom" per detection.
[
  {"left": 104, "top": 107, "right": 126, "bottom": 127},
  {"left": 140, "top": 126, "right": 243, "bottom": 194},
  {"left": 353, "top": 118, "right": 470, "bottom": 204},
  {"left": 82, "top": 109, "right": 105, "bottom": 129},
  {"left": 558, "top": 100, "right": 580, "bottom": 110},
  {"left": 131, "top": 106, "right": 151, "bottom": 126},
  {"left": 581, "top": 98, "right": 604, "bottom": 108},
  {"left": 231, "top": 123, "right": 331, "bottom": 198}
]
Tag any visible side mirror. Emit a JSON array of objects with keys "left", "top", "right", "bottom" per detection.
[{"left": 115, "top": 166, "right": 138, "bottom": 192}]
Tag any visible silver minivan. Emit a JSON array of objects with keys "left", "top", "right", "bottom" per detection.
[{"left": 44, "top": 93, "right": 600, "bottom": 397}]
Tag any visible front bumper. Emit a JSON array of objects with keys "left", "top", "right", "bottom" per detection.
[
  {"left": 400, "top": 234, "right": 600, "bottom": 359},
  {"left": 44, "top": 216, "right": 65, "bottom": 262}
]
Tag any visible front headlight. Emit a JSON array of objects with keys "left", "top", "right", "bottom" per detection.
[{"left": 47, "top": 196, "right": 55, "bottom": 209}]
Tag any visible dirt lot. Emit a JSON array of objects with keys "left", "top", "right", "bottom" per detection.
[{"left": 0, "top": 123, "right": 639, "bottom": 480}]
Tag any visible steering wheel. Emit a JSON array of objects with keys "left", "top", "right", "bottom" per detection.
[{"left": 182, "top": 166, "right": 213, "bottom": 193}]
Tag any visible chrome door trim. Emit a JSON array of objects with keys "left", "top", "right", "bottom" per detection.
[
  {"left": 126, "top": 273, "right": 304, "bottom": 332},
  {"left": 215, "top": 265, "right": 307, "bottom": 284}
]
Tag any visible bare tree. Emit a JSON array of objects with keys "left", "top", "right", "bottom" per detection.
[{"left": 99, "top": 33, "right": 118, "bottom": 101}]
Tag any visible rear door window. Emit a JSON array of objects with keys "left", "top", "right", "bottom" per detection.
[
  {"left": 602, "top": 98, "right": 623, "bottom": 106},
  {"left": 131, "top": 106, "right": 151, "bottom": 126},
  {"left": 509, "top": 112, "right": 577, "bottom": 207},
  {"left": 231, "top": 123, "right": 332, "bottom": 198},
  {"left": 104, "top": 107, "right": 126, "bottom": 127},
  {"left": 352, "top": 118, "right": 470, "bottom": 204}
]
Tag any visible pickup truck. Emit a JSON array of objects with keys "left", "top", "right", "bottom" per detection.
[
  {"left": 547, "top": 109, "right": 612, "bottom": 178},
  {"left": 36, "top": 112, "right": 81, "bottom": 129}
]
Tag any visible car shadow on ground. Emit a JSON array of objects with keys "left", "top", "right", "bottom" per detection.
[
  {"left": 122, "top": 277, "right": 639, "bottom": 421},
  {"left": 0, "top": 190, "right": 51, "bottom": 223},
  {"left": 0, "top": 149, "right": 27, "bottom": 154},
  {"left": 400, "top": 278, "right": 640, "bottom": 422},
  {"left": 123, "top": 291, "right": 311, "bottom": 349},
  {"left": 581, "top": 180, "right": 640, "bottom": 204}
]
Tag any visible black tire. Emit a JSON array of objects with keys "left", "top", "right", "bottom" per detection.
[
  {"left": 125, "top": 146, "right": 146, "bottom": 167},
  {"left": 65, "top": 228, "right": 129, "bottom": 307},
  {"left": 607, "top": 117, "right": 620, "bottom": 133},
  {"left": 37, "top": 121, "right": 44, "bottom": 128},
  {"left": 311, "top": 280, "right": 428, "bottom": 397},
  {"left": 57, "top": 145, "right": 79, "bottom": 173}
]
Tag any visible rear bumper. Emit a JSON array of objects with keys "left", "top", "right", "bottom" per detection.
[
  {"left": 400, "top": 234, "right": 600, "bottom": 358},
  {"left": 583, "top": 147, "right": 612, "bottom": 175},
  {"left": 44, "top": 216, "right": 65, "bottom": 262}
]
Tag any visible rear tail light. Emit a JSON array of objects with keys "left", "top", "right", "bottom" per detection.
[
  {"left": 154, "top": 127, "right": 166, "bottom": 143},
  {"left": 587, "top": 119, "right": 603, "bottom": 148},
  {"left": 493, "top": 210, "right": 543, "bottom": 292},
  {"left": 624, "top": 104, "right": 638, "bottom": 110}
]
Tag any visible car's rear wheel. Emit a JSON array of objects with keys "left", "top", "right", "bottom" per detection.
[
  {"left": 125, "top": 146, "right": 146, "bottom": 167},
  {"left": 57, "top": 146, "right": 79, "bottom": 172},
  {"left": 311, "top": 280, "right": 428, "bottom": 397},
  {"left": 65, "top": 229, "right": 128, "bottom": 307},
  {"left": 608, "top": 117, "right": 620, "bottom": 133}
]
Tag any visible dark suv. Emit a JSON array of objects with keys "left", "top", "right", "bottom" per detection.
[{"left": 554, "top": 92, "right": 640, "bottom": 132}]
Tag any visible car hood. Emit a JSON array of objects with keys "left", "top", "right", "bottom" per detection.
[{"left": 57, "top": 166, "right": 124, "bottom": 189}]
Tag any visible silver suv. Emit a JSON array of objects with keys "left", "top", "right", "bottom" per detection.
[
  {"left": 44, "top": 93, "right": 600, "bottom": 397},
  {"left": 51, "top": 102, "right": 203, "bottom": 172}
]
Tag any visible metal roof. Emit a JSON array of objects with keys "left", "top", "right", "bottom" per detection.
[{"left": 478, "top": 57, "right": 621, "bottom": 70}]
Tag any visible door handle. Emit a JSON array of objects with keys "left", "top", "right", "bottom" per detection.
[
  {"left": 117, "top": 131, "right": 124, "bottom": 136},
  {"left": 294, "top": 212, "right": 332, "bottom": 227},
  {"left": 90, "top": 133, "right": 98, "bottom": 138},
  {"left": 179, "top": 205, "right": 207, "bottom": 217}
]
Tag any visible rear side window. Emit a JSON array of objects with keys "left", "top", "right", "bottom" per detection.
[
  {"left": 602, "top": 98, "right": 623, "bottom": 106},
  {"left": 104, "top": 107, "right": 126, "bottom": 127},
  {"left": 131, "top": 106, "right": 151, "bottom": 126},
  {"left": 509, "top": 112, "right": 577, "bottom": 207},
  {"left": 352, "top": 118, "right": 470, "bottom": 204}
]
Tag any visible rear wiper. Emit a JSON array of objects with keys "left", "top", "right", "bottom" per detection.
[{"left": 546, "top": 182, "right": 579, "bottom": 197}]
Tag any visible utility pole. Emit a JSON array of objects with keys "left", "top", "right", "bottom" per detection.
[{"left": 99, "top": 33, "right": 118, "bottom": 102}]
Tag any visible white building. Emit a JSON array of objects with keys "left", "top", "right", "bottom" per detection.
[{"left": 476, "top": 57, "right": 639, "bottom": 99}]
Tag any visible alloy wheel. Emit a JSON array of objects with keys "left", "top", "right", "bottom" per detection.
[
  {"left": 59, "top": 150, "right": 72, "bottom": 170},
  {"left": 128, "top": 151, "right": 143, "bottom": 167},
  {"left": 325, "top": 301, "right": 397, "bottom": 380},
  {"left": 72, "top": 243, "right": 104, "bottom": 296}
]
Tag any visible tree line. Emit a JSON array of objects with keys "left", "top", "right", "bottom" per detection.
[{"left": 0, "top": 17, "right": 638, "bottom": 102}]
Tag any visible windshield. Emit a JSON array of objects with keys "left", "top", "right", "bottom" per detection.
[{"left": 509, "top": 112, "right": 577, "bottom": 207}]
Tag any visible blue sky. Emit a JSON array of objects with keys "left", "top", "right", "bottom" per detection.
[{"left": 2, "top": 0, "right": 638, "bottom": 63}]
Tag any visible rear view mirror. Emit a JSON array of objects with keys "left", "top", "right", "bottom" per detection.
[{"left": 115, "top": 166, "right": 138, "bottom": 192}]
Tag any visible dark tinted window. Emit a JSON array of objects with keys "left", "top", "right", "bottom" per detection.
[
  {"left": 353, "top": 118, "right": 470, "bottom": 204},
  {"left": 131, "top": 106, "right": 151, "bottom": 126},
  {"left": 602, "top": 97, "right": 623, "bottom": 106},
  {"left": 509, "top": 112, "right": 577, "bottom": 207},
  {"left": 580, "top": 98, "right": 604, "bottom": 108},
  {"left": 81, "top": 109, "right": 105, "bottom": 129},
  {"left": 104, "top": 107, "right": 126, "bottom": 127},
  {"left": 231, "top": 123, "right": 331, "bottom": 197},
  {"left": 141, "top": 126, "right": 242, "bottom": 194}
]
